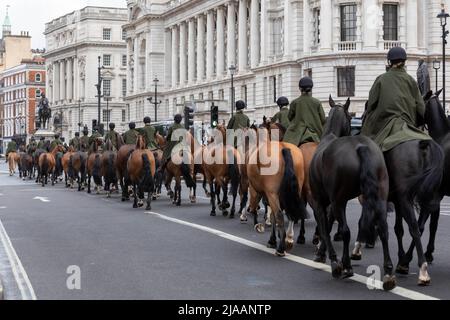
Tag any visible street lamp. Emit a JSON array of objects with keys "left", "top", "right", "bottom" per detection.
[
  {"left": 433, "top": 59, "right": 441, "bottom": 93},
  {"left": 437, "top": 4, "right": 450, "bottom": 112},
  {"left": 78, "top": 100, "right": 82, "bottom": 134},
  {"left": 104, "top": 95, "right": 112, "bottom": 129},
  {"left": 95, "top": 56, "right": 105, "bottom": 127},
  {"left": 229, "top": 65, "right": 236, "bottom": 117},
  {"left": 147, "top": 76, "right": 162, "bottom": 123}
]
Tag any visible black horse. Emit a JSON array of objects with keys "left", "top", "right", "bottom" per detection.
[
  {"left": 310, "top": 96, "right": 396, "bottom": 291},
  {"left": 398, "top": 89, "right": 450, "bottom": 269},
  {"left": 38, "top": 105, "right": 52, "bottom": 130}
]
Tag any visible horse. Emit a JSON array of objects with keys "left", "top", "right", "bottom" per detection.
[
  {"left": 38, "top": 145, "right": 65, "bottom": 187},
  {"left": 153, "top": 133, "right": 166, "bottom": 198},
  {"left": 396, "top": 89, "right": 450, "bottom": 269},
  {"left": 62, "top": 146, "right": 76, "bottom": 188},
  {"left": 127, "top": 135, "right": 156, "bottom": 210},
  {"left": 164, "top": 131, "right": 197, "bottom": 207},
  {"left": 116, "top": 144, "right": 136, "bottom": 201},
  {"left": 101, "top": 138, "right": 118, "bottom": 198},
  {"left": 71, "top": 151, "right": 88, "bottom": 192},
  {"left": 202, "top": 124, "right": 241, "bottom": 217},
  {"left": 309, "top": 96, "right": 396, "bottom": 291},
  {"left": 7, "top": 152, "right": 20, "bottom": 176},
  {"left": 19, "top": 152, "right": 34, "bottom": 180},
  {"left": 87, "top": 138, "right": 104, "bottom": 194}
]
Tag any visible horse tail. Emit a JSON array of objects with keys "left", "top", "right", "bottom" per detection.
[
  {"left": 227, "top": 150, "right": 240, "bottom": 196},
  {"left": 280, "top": 148, "right": 308, "bottom": 222},
  {"left": 80, "top": 154, "right": 86, "bottom": 179},
  {"left": 414, "top": 140, "right": 444, "bottom": 207},
  {"left": 107, "top": 153, "right": 116, "bottom": 183},
  {"left": 68, "top": 155, "right": 75, "bottom": 180},
  {"left": 181, "top": 161, "right": 196, "bottom": 189},
  {"left": 93, "top": 154, "right": 102, "bottom": 186},
  {"left": 141, "top": 153, "right": 154, "bottom": 192},
  {"left": 356, "top": 145, "right": 381, "bottom": 242},
  {"left": 42, "top": 154, "right": 48, "bottom": 175}
]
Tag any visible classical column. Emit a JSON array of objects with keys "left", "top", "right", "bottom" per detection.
[
  {"left": 320, "top": 0, "right": 332, "bottom": 51},
  {"left": 260, "top": 0, "right": 267, "bottom": 65},
  {"left": 59, "top": 60, "right": 65, "bottom": 102},
  {"left": 216, "top": 7, "right": 225, "bottom": 78},
  {"left": 179, "top": 22, "right": 187, "bottom": 85},
  {"left": 73, "top": 57, "right": 79, "bottom": 101},
  {"left": 171, "top": 26, "right": 179, "bottom": 87},
  {"left": 227, "top": 1, "right": 236, "bottom": 74},
  {"left": 363, "top": 0, "right": 378, "bottom": 49},
  {"left": 67, "top": 58, "right": 73, "bottom": 101},
  {"left": 303, "top": 0, "right": 311, "bottom": 55},
  {"left": 238, "top": 0, "right": 248, "bottom": 72},
  {"left": 134, "top": 36, "right": 139, "bottom": 94},
  {"left": 406, "top": 0, "right": 418, "bottom": 51},
  {"left": 206, "top": 10, "right": 215, "bottom": 80},
  {"left": 188, "top": 18, "right": 196, "bottom": 84},
  {"left": 53, "top": 62, "right": 58, "bottom": 103},
  {"left": 284, "top": 0, "right": 292, "bottom": 58},
  {"left": 197, "top": 14, "right": 206, "bottom": 82},
  {"left": 250, "top": 0, "right": 260, "bottom": 68}
]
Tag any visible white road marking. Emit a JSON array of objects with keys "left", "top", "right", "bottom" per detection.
[
  {"left": 0, "top": 219, "right": 37, "bottom": 300},
  {"left": 146, "top": 211, "right": 439, "bottom": 301},
  {"left": 33, "top": 197, "right": 50, "bottom": 203},
  {"left": 0, "top": 207, "right": 6, "bottom": 210}
]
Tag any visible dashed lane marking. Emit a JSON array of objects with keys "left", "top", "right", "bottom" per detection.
[{"left": 146, "top": 211, "right": 439, "bottom": 301}]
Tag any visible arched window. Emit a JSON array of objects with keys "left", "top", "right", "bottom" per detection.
[
  {"left": 36, "top": 89, "right": 42, "bottom": 98},
  {"left": 35, "top": 73, "right": 42, "bottom": 82}
]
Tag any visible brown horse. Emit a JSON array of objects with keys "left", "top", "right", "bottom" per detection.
[
  {"left": 62, "top": 146, "right": 76, "bottom": 188},
  {"left": 70, "top": 151, "right": 88, "bottom": 192},
  {"left": 102, "top": 139, "right": 118, "bottom": 198},
  {"left": 19, "top": 152, "right": 33, "bottom": 180},
  {"left": 38, "top": 145, "right": 65, "bottom": 187},
  {"left": 116, "top": 144, "right": 136, "bottom": 201},
  {"left": 246, "top": 132, "right": 308, "bottom": 256},
  {"left": 87, "top": 138, "right": 103, "bottom": 194},
  {"left": 127, "top": 135, "right": 156, "bottom": 210},
  {"left": 7, "top": 152, "right": 20, "bottom": 176}
]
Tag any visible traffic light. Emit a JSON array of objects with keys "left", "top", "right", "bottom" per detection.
[
  {"left": 184, "top": 106, "right": 194, "bottom": 130},
  {"left": 211, "top": 104, "right": 219, "bottom": 128}
]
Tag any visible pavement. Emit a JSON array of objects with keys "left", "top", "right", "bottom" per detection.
[{"left": 1, "top": 161, "right": 450, "bottom": 300}]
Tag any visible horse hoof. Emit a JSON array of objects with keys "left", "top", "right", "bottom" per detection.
[
  {"left": 176, "top": 203, "right": 181, "bottom": 207},
  {"left": 190, "top": 198, "right": 196, "bottom": 204},
  {"left": 255, "top": 224, "right": 265, "bottom": 234},
  {"left": 425, "top": 252, "right": 434, "bottom": 264},
  {"left": 285, "top": 240, "right": 294, "bottom": 252},
  {"left": 121, "top": 198, "right": 126, "bottom": 202},
  {"left": 275, "top": 251, "right": 286, "bottom": 257},
  {"left": 312, "top": 236, "right": 320, "bottom": 246},
  {"left": 229, "top": 213, "right": 235, "bottom": 219},
  {"left": 365, "top": 243, "right": 375, "bottom": 249},
  {"left": 146, "top": 206, "right": 152, "bottom": 211},
  {"left": 333, "top": 233, "right": 343, "bottom": 242},
  {"left": 297, "top": 237, "right": 306, "bottom": 245},
  {"left": 351, "top": 254, "right": 362, "bottom": 261},
  {"left": 331, "top": 261, "right": 343, "bottom": 279},
  {"left": 267, "top": 242, "right": 277, "bottom": 249},
  {"left": 240, "top": 217, "right": 248, "bottom": 224},
  {"left": 133, "top": 204, "right": 138, "bottom": 209},
  {"left": 314, "top": 255, "right": 326, "bottom": 264},
  {"left": 395, "top": 264, "right": 409, "bottom": 275},
  {"left": 210, "top": 211, "right": 216, "bottom": 217},
  {"left": 342, "top": 268, "right": 354, "bottom": 279},
  {"left": 222, "top": 211, "right": 228, "bottom": 217},
  {"left": 418, "top": 277, "right": 431, "bottom": 286},
  {"left": 383, "top": 275, "right": 397, "bottom": 291}
]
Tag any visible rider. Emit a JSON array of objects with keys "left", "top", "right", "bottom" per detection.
[
  {"left": 362, "top": 47, "right": 431, "bottom": 152},
  {"left": 227, "top": 100, "right": 250, "bottom": 130},
  {"left": 138, "top": 117, "right": 158, "bottom": 150},
  {"left": 70, "top": 133, "right": 81, "bottom": 151},
  {"left": 5, "top": 139, "right": 17, "bottom": 161},
  {"left": 123, "top": 122, "right": 139, "bottom": 145},
  {"left": 27, "top": 137, "right": 38, "bottom": 155},
  {"left": 105, "top": 123, "right": 121, "bottom": 151},
  {"left": 38, "top": 93, "right": 50, "bottom": 127},
  {"left": 80, "top": 126, "right": 90, "bottom": 152},
  {"left": 272, "top": 96, "right": 291, "bottom": 129},
  {"left": 89, "top": 125, "right": 103, "bottom": 153},
  {"left": 50, "top": 134, "right": 63, "bottom": 151},
  {"left": 283, "top": 77, "right": 326, "bottom": 146},
  {"left": 162, "top": 114, "right": 184, "bottom": 166},
  {"left": 37, "top": 137, "right": 46, "bottom": 150}
]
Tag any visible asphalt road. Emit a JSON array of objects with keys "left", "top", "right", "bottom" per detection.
[{"left": 1, "top": 162, "right": 450, "bottom": 300}]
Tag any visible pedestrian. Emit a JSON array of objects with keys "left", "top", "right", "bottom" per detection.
[
  {"left": 283, "top": 77, "right": 326, "bottom": 147},
  {"left": 138, "top": 117, "right": 158, "bottom": 150},
  {"left": 272, "top": 96, "right": 291, "bottom": 129},
  {"left": 123, "top": 122, "right": 139, "bottom": 145}
]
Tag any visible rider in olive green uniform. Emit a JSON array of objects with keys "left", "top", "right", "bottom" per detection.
[
  {"left": 123, "top": 122, "right": 139, "bottom": 145},
  {"left": 362, "top": 47, "right": 431, "bottom": 152},
  {"left": 283, "top": 77, "right": 326, "bottom": 147},
  {"left": 272, "top": 97, "right": 291, "bottom": 129},
  {"left": 5, "top": 140, "right": 17, "bottom": 161},
  {"left": 70, "top": 133, "right": 81, "bottom": 151},
  {"left": 89, "top": 126, "right": 103, "bottom": 153},
  {"left": 105, "top": 123, "right": 121, "bottom": 151},
  {"left": 163, "top": 114, "right": 185, "bottom": 162},
  {"left": 227, "top": 101, "right": 250, "bottom": 130},
  {"left": 80, "top": 126, "right": 90, "bottom": 152},
  {"left": 50, "top": 134, "right": 63, "bottom": 151},
  {"left": 37, "top": 137, "right": 46, "bottom": 150},
  {"left": 138, "top": 117, "right": 158, "bottom": 150}
]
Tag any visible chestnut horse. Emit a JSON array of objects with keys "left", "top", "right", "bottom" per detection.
[
  {"left": 70, "top": 151, "right": 88, "bottom": 192},
  {"left": 116, "top": 144, "right": 135, "bottom": 201},
  {"left": 7, "top": 152, "right": 20, "bottom": 176},
  {"left": 127, "top": 135, "right": 156, "bottom": 210},
  {"left": 38, "top": 145, "right": 65, "bottom": 187},
  {"left": 87, "top": 138, "right": 103, "bottom": 194},
  {"left": 19, "top": 152, "right": 33, "bottom": 180},
  {"left": 62, "top": 146, "right": 76, "bottom": 188},
  {"left": 102, "top": 139, "right": 118, "bottom": 198}
]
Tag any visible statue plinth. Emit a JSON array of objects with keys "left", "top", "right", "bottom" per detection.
[{"left": 34, "top": 128, "right": 55, "bottom": 141}]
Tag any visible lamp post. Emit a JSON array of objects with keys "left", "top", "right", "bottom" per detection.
[
  {"left": 437, "top": 5, "right": 450, "bottom": 112},
  {"left": 229, "top": 65, "right": 236, "bottom": 117},
  {"left": 433, "top": 59, "right": 441, "bottom": 93},
  {"left": 78, "top": 100, "right": 82, "bottom": 134},
  {"left": 104, "top": 95, "right": 112, "bottom": 129},
  {"left": 147, "top": 76, "right": 162, "bottom": 123},
  {"left": 95, "top": 56, "right": 104, "bottom": 126}
]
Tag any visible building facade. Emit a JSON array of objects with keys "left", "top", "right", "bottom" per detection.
[
  {"left": 44, "top": 6, "right": 128, "bottom": 141},
  {"left": 124, "top": 0, "right": 450, "bottom": 126},
  {"left": 0, "top": 59, "right": 46, "bottom": 152}
]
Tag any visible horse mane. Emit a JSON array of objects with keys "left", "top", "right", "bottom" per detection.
[
  {"left": 323, "top": 104, "right": 352, "bottom": 138},
  {"left": 136, "top": 135, "right": 146, "bottom": 150}
]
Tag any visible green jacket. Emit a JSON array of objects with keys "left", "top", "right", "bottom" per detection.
[
  {"left": 123, "top": 129, "right": 139, "bottom": 145},
  {"left": 50, "top": 138, "right": 63, "bottom": 151},
  {"left": 227, "top": 111, "right": 250, "bottom": 130},
  {"left": 80, "top": 135, "right": 90, "bottom": 152},
  {"left": 37, "top": 141, "right": 45, "bottom": 150},
  {"left": 27, "top": 141, "right": 38, "bottom": 154},
  {"left": 105, "top": 130, "right": 121, "bottom": 151},
  {"left": 283, "top": 94, "right": 326, "bottom": 146},
  {"left": 163, "top": 123, "right": 185, "bottom": 161},
  {"left": 139, "top": 124, "right": 158, "bottom": 150},
  {"left": 362, "top": 67, "right": 431, "bottom": 152},
  {"left": 272, "top": 107, "right": 290, "bottom": 129},
  {"left": 6, "top": 141, "right": 17, "bottom": 155},
  {"left": 70, "top": 137, "right": 80, "bottom": 150},
  {"left": 89, "top": 132, "right": 102, "bottom": 153}
]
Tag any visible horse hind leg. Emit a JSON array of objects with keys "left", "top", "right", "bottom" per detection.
[
  {"left": 334, "top": 203, "right": 353, "bottom": 278},
  {"left": 297, "top": 219, "right": 306, "bottom": 245}
]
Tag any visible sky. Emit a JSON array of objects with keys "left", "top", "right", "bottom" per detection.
[{"left": 0, "top": 0, "right": 126, "bottom": 49}]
